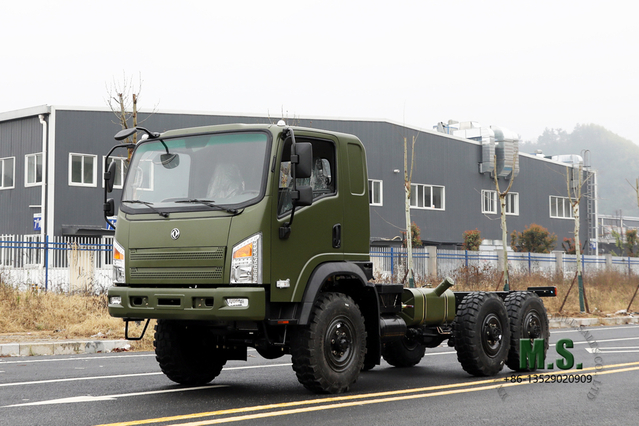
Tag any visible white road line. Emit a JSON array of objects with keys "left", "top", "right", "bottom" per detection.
[
  {"left": 3, "top": 384, "right": 229, "bottom": 408},
  {"left": 550, "top": 336, "right": 639, "bottom": 347},
  {"left": 0, "top": 353, "right": 156, "bottom": 365},
  {"left": 552, "top": 324, "right": 639, "bottom": 334},
  {"left": 0, "top": 363, "right": 293, "bottom": 388}
]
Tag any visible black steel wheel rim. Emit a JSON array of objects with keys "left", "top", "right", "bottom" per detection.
[
  {"left": 324, "top": 316, "right": 355, "bottom": 372},
  {"left": 523, "top": 309, "right": 542, "bottom": 340},
  {"left": 482, "top": 313, "right": 503, "bottom": 357}
]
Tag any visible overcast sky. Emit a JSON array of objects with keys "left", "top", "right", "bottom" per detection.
[{"left": 2, "top": 0, "right": 637, "bottom": 144}]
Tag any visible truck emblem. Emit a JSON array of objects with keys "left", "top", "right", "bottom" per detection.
[{"left": 170, "top": 228, "right": 180, "bottom": 240}]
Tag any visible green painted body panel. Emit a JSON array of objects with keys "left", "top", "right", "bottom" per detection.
[{"left": 399, "top": 288, "right": 457, "bottom": 326}]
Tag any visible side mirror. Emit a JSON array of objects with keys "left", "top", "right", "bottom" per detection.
[
  {"left": 293, "top": 185, "right": 313, "bottom": 207},
  {"left": 105, "top": 161, "right": 117, "bottom": 193},
  {"left": 160, "top": 153, "right": 180, "bottom": 169},
  {"left": 293, "top": 142, "right": 313, "bottom": 179},
  {"left": 114, "top": 127, "right": 138, "bottom": 141},
  {"left": 104, "top": 198, "right": 115, "bottom": 217}
]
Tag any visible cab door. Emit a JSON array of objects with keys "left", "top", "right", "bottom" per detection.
[{"left": 270, "top": 132, "right": 344, "bottom": 303}]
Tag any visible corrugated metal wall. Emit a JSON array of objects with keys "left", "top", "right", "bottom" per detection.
[{"left": 3, "top": 108, "right": 589, "bottom": 249}]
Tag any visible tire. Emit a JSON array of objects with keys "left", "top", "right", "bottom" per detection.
[
  {"left": 291, "top": 292, "right": 367, "bottom": 393},
  {"left": 454, "top": 292, "right": 510, "bottom": 376},
  {"left": 382, "top": 336, "right": 426, "bottom": 367},
  {"left": 154, "top": 320, "right": 226, "bottom": 386},
  {"left": 504, "top": 291, "right": 550, "bottom": 371}
]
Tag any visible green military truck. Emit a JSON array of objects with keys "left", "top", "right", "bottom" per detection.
[{"left": 103, "top": 122, "right": 554, "bottom": 394}]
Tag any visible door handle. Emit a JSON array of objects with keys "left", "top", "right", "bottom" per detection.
[{"left": 332, "top": 224, "right": 341, "bottom": 249}]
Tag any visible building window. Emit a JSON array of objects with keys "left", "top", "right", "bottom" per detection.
[
  {"left": 550, "top": 195, "right": 573, "bottom": 219},
  {"left": 69, "top": 153, "right": 97, "bottom": 187},
  {"left": 369, "top": 179, "right": 383, "bottom": 206},
  {"left": 103, "top": 156, "right": 126, "bottom": 189},
  {"left": 0, "top": 157, "right": 15, "bottom": 190},
  {"left": 482, "top": 190, "right": 519, "bottom": 215},
  {"left": 410, "top": 183, "right": 445, "bottom": 210},
  {"left": 25, "top": 153, "right": 43, "bottom": 187},
  {"left": 482, "top": 190, "right": 497, "bottom": 214},
  {"left": 505, "top": 192, "right": 519, "bottom": 216}
]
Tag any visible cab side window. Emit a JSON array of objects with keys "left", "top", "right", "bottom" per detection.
[{"left": 278, "top": 138, "right": 336, "bottom": 216}]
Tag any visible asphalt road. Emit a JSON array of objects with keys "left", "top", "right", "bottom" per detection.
[{"left": 1, "top": 324, "right": 638, "bottom": 426}]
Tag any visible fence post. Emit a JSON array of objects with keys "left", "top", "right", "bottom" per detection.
[
  {"left": 390, "top": 247, "right": 394, "bottom": 281},
  {"left": 554, "top": 251, "right": 564, "bottom": 279},
  {"left": 426, "top": 246, "right": 437, "bottom": 280},
  {"left": 605, "top": 253, "right": 612, "bottom": 270},
  {"left": 45, "top": 235, "right": 49, "bottom": 292}
]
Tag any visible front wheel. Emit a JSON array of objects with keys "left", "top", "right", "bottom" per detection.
[
  {"left": 291, "top": 292, "right": 367, "bottom": 393},
  {"left": 454, "top": 292, "right": 510, "bottom": 376},
  {"left": 154, "top": 320, "right": 227, "bottom": 385}
]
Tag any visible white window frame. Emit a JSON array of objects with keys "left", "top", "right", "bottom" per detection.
[
  {"left": 481, "top": 190, "right": 497, "bottom": 214},
  {"left": 369, "top": 179, "right": 383, "bottom": 206},
  {"left": 69, "top": 153, "right": 98, "bottom": 187},
  {"left": 549, "top": 195, "right": 574, "bottom": 219},
  {"left": 410, "top": 183, "right": 445, "bottom": 210},
  {"left": 0, "top": 157, "right": 16, "bottom": 190},
  {"left": 102, "top": 156, "right": 126, "bottom": 190},
  {"left": 505, "top": 192, "right": 519, "bottom": 216},
  {"left": 25, "top": 153, "right": 43, "bottom": 187}
]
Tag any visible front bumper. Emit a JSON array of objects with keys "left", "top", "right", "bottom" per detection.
[{"left": 107, "top": 286, "right": 266, "bottom": 321}]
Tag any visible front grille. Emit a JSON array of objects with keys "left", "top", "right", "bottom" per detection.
[
  {"left": 130, "top": 247, "right": 224, "bottom": 261},
  {"left": 130, "top": 267, "right": 223, "bottom": 280}
]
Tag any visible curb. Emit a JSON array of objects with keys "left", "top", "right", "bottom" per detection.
[{"left": 0, "top": 339, "right": 133, "bottom": 357}]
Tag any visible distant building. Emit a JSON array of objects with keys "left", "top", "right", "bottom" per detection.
[{"left": 0, "top": 106, "right": 596, "bottom": 253}]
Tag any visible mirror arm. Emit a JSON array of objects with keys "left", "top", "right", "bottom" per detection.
[
  {"left": 280, "top": 128, "right": 299, "bottom": 240},
  {"left": 103, "top": 142, "right": 135, "bottom": 230}
]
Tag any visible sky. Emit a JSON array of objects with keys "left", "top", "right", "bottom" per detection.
[{"left": 1, "top": 0, "right": 637, "bottom": 144}]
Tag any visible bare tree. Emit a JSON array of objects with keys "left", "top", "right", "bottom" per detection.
[
  {"left": 567, "top": 162, "right": 593, "bottom": 313},
  {"left": 404, "top": 135, "right": 417, "bottom": 288},
  {"left": 494, "top": 150, "right": 517, "bottom": 291},
  {"left": 105, "top": 72, "right": 155, "bottom": 159}
]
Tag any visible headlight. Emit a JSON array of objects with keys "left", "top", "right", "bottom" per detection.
[
  {"left": 113, "top": 239, "right": 126, "bottom": 284},
  {"left": 230, "top": 233, "right": 262, "bottom": 284}
]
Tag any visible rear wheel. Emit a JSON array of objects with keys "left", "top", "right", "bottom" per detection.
[
  {"left": 291, "top": 292, "right": 367, "bottom": 393},
  {"left": 154, "top": 320, "right": 226, "bottom": 385},
  {"left": 454, "top": 292, "right": 510, "bottom": 376},
  {"left": 504, "top": 291, "right": 549, "bottom": 371},
  {"left": 382, "top": 336, "right": 426, "bottom": 367}
]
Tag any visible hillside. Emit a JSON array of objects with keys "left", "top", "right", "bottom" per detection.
[{"left": 521, "top": 124, "right": 639, "bottom": 216}]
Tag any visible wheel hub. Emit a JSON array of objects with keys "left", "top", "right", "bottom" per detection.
[{"left": 482, "top": 313, "right": 503, "bottom": 357}]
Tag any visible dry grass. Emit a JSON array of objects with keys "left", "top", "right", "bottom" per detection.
[
  {"left": 440, "top": 267, "right": 639, "bottom": 316},
  {"left": 1, "top": 270, "right": 637, "bottom": 353},
  {"left": 0, "top": 282, "right": 155, "bottom": 351}
]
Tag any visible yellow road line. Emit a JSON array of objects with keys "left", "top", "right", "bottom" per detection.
[{"left": 96, "top": 361, "right": 639, "bottom": 426}]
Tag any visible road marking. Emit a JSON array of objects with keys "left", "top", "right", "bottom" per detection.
[
  {"left": 93, "top": 361, "right": 639, "bottom": 426},
  {"left": 0, "top": 363, "right": 292, "bottom": 388},
  {"left": 552, "top": 324, "right": 638, "bottom": 334},
  {"left": 0, "top": 353, "right": 156, "bottom": 365},
  {"left": 549, "top": 336, "right": 639, "bottom": 347},
  {"left": 585, "top": 347, "right": 639, "bottom": 353},
  {"left": 4, "top": 385, "right": 229, "bottom": 407}
]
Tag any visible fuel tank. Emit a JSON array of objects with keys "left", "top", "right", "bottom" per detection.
[{"left": 399, "top": 277, "right": 456, "bottom": 326}]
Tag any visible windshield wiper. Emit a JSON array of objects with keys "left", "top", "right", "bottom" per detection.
[
  {"left": 174, "top": 199, "right": 239, "bottom": 214},
  {"left": 122, "top": 200, "right": 169, "bottom": 218}
]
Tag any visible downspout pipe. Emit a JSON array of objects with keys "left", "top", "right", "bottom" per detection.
[{"left": 38, "top": 114, "right": 48, "bottom": 268}]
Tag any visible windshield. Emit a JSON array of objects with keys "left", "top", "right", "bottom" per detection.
[{"left": 121, "top": 131, "right": 270, "bottom": 213}]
